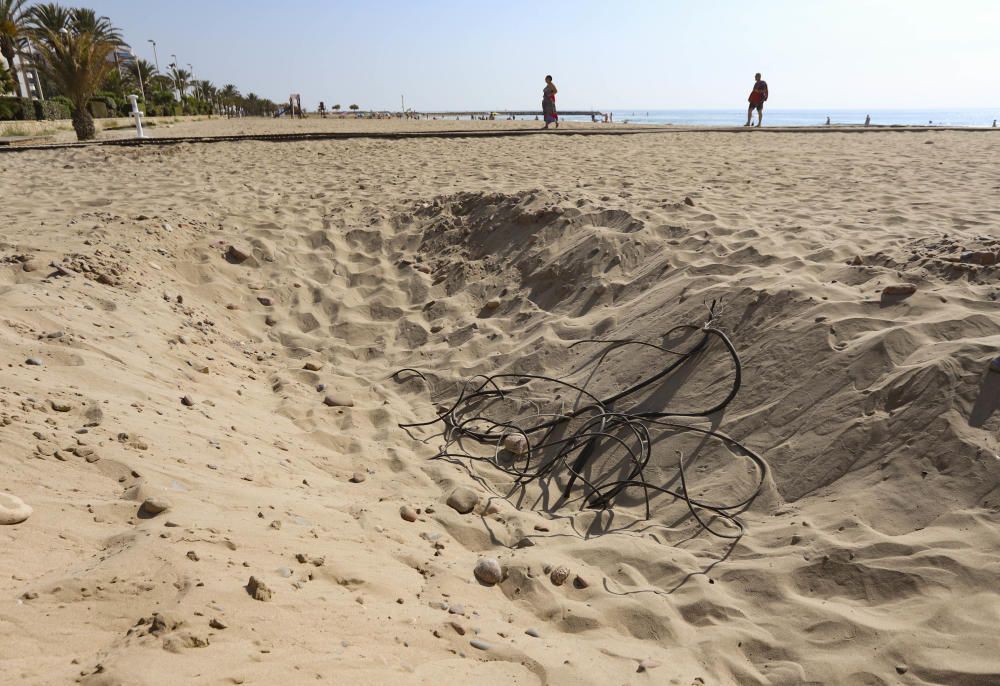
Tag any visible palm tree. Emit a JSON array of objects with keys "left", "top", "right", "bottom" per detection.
[
  {"left": 69, "top": 8, "right": 123, "bottom": 44},
  {"left": 23, "top": 2, "right": 69, "bottom": 34},
  {"left": 190, "top": 78, "right": 210, "bottom": 101},
  {"left": 28, "top": 6, "right": 119, "bottom": 140},
  {"left": 168, "top": 64, "right": 190, "bottom": 97},
  {"left": 244, "top": 91, "right": 260, "bottom": 116},
  {"left": 129, "top": 57, "right": 156, "bottom": 93},
  {"left": 0, "top": 0, "right": 29, "bottom": 97},
  {"left": 148, "top": 73, "right": 172, "bottom": 92},
  {"left": 219, "top": 83, "right": 239, "bottom": 117}
]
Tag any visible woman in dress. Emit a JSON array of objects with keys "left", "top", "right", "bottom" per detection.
[{"left": 542, "top": 75, "right": 558, "bottom": 129}]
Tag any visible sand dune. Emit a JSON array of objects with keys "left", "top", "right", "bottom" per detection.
[{"left": 2, "top": 125, "right": 1000, "bottom": 685}]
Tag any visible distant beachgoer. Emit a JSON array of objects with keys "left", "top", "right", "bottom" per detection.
[
  {"left": 745, "top": 73, "right": 768, "bottom": 127},
  {"left": 826, "top": 116, "right": 831, "bottom": 125},
  {"left": 542, "top": 75, "right": 559, "bottom": 129},
  {"left": 865, "top": 114, "right": 871, "bottom": 127},
  {"left": 993, "top": 119, "right": 997, "bottom": 128}
]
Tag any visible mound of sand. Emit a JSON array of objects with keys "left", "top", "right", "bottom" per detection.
[{"left": 2, "top": 128, "right": 1000, "bottom": 685}]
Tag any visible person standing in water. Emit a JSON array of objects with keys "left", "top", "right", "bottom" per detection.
[
  {"left": 745, "top": 72, "right": 768, "bottom": 127},
  {"left": 542, "top": 75, "right": 559, "bottom": 129}
]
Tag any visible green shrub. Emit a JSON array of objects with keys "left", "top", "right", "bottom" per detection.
[
  {"left": 0, "top": 96, "right": 33, "bottom": 120},
  {"left": 87, "top": 99, "right": 109, "bottom": 118},
  {"left": 38, "top": 99, "right": 71, "bottom": 120},
  {"left": 94, "top": 91, "right": 118, "bottom": 112}
]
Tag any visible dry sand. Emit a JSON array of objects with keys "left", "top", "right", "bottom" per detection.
[{"left": 2, "top": 122, "right": 1000, "bottom": 685}]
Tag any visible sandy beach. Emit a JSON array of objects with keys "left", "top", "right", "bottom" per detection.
[{"left": 2, "top": 121, "right": 1000, "bottom": 685}]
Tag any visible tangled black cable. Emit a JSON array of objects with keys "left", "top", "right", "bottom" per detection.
[{"left": 394, "top": 300, "right": 768, "bottom": 540}]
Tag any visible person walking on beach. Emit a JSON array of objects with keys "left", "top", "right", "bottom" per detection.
[
  {"left": 542, "top": 75, "right": 559, "bottom": 129},
  {"left": 745, "top": 73, "right": 768, "bottom": 127}
]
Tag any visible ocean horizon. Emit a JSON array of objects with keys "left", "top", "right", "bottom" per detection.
[{"left": 570, "top": 108, "right": 999, "bottom": 127}]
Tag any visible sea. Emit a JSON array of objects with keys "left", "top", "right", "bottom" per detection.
[{"left": 554, "top": 109, "right": 999, "bottom": 127}]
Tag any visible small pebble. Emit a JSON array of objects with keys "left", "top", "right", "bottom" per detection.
[
  {"left": 525, "top": 628, "right": 540, "bottom": 638},
  {"left": 502, "top": 434, "right": 529, "bottom": 456},
  {"left": 246, "top": 576, "right": 272, "bottom": 601},
  {"left": 474, "top": 558, "right": 503, "bottom": 586},
  {"left": 349, "top": 472, "right": 366, "bottom": 483},
  {"left": 323, "top": 393, "right": 354, "bottom": 408},
  {"left": 550, "top": 566, "right": 570, "bottom": 586},
  {"left": 469, "top": 639, "right": 492, "bottom": 651},
  {"left": 25, "top": 357, "right": 43, "bottom": 366},
  {"left": 400, "top": 505, "right": 418, "bottom": 522},
  {"left": 446, "top": 487, "right": 479, "bottom": 514},
  {"left": 140, "top": 497, "right": 171, "bottom": 516},
  {"left": 0, "top": 492, "right": 32, "bottom": 525},
  {"left": 637, "top": 659, "right": 661, "bottom": 673}
]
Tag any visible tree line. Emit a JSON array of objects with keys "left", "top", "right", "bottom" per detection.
[{"left": 0, "top": 1, "right": 282, "bottom": 139}]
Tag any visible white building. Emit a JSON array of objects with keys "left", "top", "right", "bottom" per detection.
[{"left": 2, "top": 51, "right": 44, "bottom": 99}]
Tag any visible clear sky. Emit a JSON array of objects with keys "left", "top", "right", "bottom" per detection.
[{"left": 84, "top": 0, "right": 1000, "bottom": 111}]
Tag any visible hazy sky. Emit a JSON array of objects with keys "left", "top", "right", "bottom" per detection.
[{"left": 85, "top": 0, "right": 1000, "bottom": 111}]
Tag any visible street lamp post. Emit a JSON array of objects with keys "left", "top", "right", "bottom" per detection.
[
  {"left": 170, "top": 54, "right": 180, "bottom": 99},
  {"left": 147, "top": 39, "right": 160, "bottom": 74},
  {"left": 132, "top": 48, "right": 145, "bottom": 101}
]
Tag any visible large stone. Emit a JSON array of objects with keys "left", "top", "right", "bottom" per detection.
[
  {"left": 960, "top": 251, "right": 998, "bottom": 266},
  {"left": 446, "top": 487, "right": 479, "bottom": 514},
  {"left": 883, "top": 284, "right": 917, "bottom": 297},
  {"left": 0, "top": 492, "right": 32, "bottom": 525}
]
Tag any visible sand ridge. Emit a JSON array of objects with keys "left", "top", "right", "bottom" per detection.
[{"left": 2, "top": 127, "right": 1000, "bottom": 685}]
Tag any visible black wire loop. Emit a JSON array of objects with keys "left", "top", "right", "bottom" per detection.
[{"left": 397, "top": 303, "right": 767, "bottom": 540}]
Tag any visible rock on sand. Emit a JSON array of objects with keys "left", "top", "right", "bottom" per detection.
[
  {"left": 446, "top": 486, "right": 479, "bottom": 514},
  {"left": 473, "top": 557, "right": 503, "bottom": 585},
  {"left": 0, "top": 492, "right": 32, "bottom": 525}
]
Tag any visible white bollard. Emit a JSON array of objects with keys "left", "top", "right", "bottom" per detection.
[{"left": 128, "top": 94, "right": 147, "bottom": 139}]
